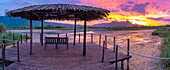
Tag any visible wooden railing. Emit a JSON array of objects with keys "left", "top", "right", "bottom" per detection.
[
  {"left": 0, "top": 33, "right": 29, "bottom": 70},
  {"left": 1, "top": 39, "right": 19, "bottom": 70},
  {"left": 69, "top": 33, "right": 130, "bottom": 70}
]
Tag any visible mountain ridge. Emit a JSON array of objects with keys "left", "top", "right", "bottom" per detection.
[
  {"left": 0, "top": 16, "right": 136, "bottom": 28},
  {"left": 0, "top": 16, "right": 41, "bottom": 27},
  {"left": 92, "top": 21, "right": 136, "bottom": 27},
  {"left": 0, "top": 16, "right": 83, "bottom": 28}
]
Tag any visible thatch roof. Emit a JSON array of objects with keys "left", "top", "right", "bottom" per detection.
[{"left": 6, "top": 4, "right": 110, "bottom": 21}]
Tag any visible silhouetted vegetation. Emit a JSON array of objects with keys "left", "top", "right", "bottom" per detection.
[
  {"left": 44, "top": 25, "right": 55, "bottom": 29},
  {"left": 7, "top": 24, "right": 170, "bottom": 31},
  {"left": 7, "top": 25, "right": 72, "bottom": 30},
  {"left": 88, "top": 26, "right": 162, "bottom": 31}
]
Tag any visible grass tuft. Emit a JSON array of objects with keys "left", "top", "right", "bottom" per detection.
[{"left": 152, "top": 27, "right": 170, "bottom": 69}]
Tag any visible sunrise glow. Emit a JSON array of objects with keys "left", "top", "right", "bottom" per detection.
[{"left": 106, "top": 14, "right": 163, "bottom": 26}]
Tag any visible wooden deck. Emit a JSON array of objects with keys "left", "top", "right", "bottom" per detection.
[{"left": 0, "top": 42, "right": 131, "bottom": 70}]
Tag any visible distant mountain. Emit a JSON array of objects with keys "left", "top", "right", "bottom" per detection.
[
  {"left": 0, "top": 16, "right": 83, "bottom": 28},
  {"left": 0, "top": 16, "right": 42, "bottom": 28},
  {"left": 92, "top": 21, "right": 135, "bottom": 27},
  {"left": 2, "top": 16, "right": 136, "bottom": 28},
  {"left": 45, "top": 22, "right": 83, "bottom": 28}
]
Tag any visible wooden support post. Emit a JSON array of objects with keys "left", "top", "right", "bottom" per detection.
[
  {"left": 91, "top": 33, "right": 93, "bottom": 43},
  {"left": 127, "top": 59, "right": 129, "bottom": 70},
  {"left": 102, "top": 41, "right": 105, "bottom": 62},
  {"left": 79, "top": 33, "right": 80, "bottom": 43},
  {"left": 40, "top": 33, "right": 41, "bottom": 44},
  {"left": 105, "top": 35, "right": 107, "bottom": 48},
  {"left": 114, "top": 37, "right": 116, "bottom": 52},
  {"left": 20, "top": 34, "right": 22, "bottom": 44},
  {"left": 121, "top": 60, "right": 124, "bottom": 70},
  {"left": 17, "top": 41, "right": 20, "bottom": 62},
  {"left": 30, "top": 11, "right": 33, "bottom": 55},
  {"left": 115, "top": 45, "right": 118, "bottom": 70},
  {"left": 99, "top": 34, "right": 101, "bottom": 46},
  {"left": 58, "top": 33, "right": 59, "bottom": 37},
  {"left": 13, "top": 34, "right": 15, "bottom": 47},
  {"left": 2, "top": 44, "right": 5, "bottom": 70},
  {"left": 127, "top": 39, "right": 130, "bottom": 56},
  {"left": 3, "top": 36, "right": 6, "bottom": 58},
  {"left": 127, "top": 39, "right": 130, "bottom": 70},
  {"left": 26, "top": 33, "right": 28, "bottom": 42},
  {"left": 83, "top": 12, "right": 87, "bottom": 56},
  {"left": 73, "top": 16, "right": 77, "bottom": 46},
  {"left": 3, "top": 36, "right": 5, "bottom": 44},
  {"left": 66, "top": 33, "right": 67, "bottom": 37},
  {"left": 41, "top": 18, "right": 44, "bottom": 45}
]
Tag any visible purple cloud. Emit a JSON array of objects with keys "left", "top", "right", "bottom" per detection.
[
  {"left": 131, "top": 2, "right": 150, "bottom": 15},
  {"left": 119, "top": 4, "right": 132, "bottom": 12},
  {"left": 111, "top": 9, "right": 119, "bottom": 12},
  {"left": 127, "top": 1, "right": 135, "bottom": 4},
  {"left": 147, "top": 17, "right": 170, "bottom": 21},
  {"left": 118, "top": 2, "right": 150, "bottom": 15},
  {"left": 102, "top": 18, "right": 109, "bottom": 21}
]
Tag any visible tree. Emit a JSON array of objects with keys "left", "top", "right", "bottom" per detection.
[
  {"left": 0, "top": 24, "right": 6, "bottom": 33},
  {"left": 44, "top": 25, "right": 55, "bottom": 29}
]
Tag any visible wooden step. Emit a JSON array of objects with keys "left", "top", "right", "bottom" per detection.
[
  {"left": 109, "top": 56, "right": 132, "bottom": 64},
  {"left": 0, "top": 58, "right": 15, "bottom": 67}
]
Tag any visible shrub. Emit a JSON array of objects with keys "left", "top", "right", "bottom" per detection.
[
  {"left": 34, "top": 26, "right": 41, "bottom": 29},
  {"left": 44, "top": 25, "right": 55, "bottom": 29},
  {"left": 0, "top": 32, "right": 30, "bottom": 44},
  {"left": 55, "top": 26, "right": 66, "bottom": 28},
  {"left": 0, "top": 24, "right": 6, "bottom": 33},
  {"left": 152, "top": 27, "right": 170, "bottom": 69}
]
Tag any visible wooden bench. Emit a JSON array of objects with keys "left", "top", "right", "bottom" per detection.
[{"left": 45, "top": 37, "right": 69, "bottom": 50}]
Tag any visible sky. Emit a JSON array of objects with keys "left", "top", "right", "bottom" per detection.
[{"left": 0, "top": 0, "right": 170, "bottom": 26}]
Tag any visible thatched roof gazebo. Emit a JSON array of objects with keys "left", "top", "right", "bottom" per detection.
[{"left": 6, "top": 4, "right": 110, "bottom": 56}]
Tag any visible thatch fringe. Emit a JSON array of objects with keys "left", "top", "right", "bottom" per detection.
[{"left": 6, "top": 4, "right": 110, "bottom": 21}]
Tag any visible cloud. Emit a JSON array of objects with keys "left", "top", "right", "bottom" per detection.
[
  {"left": 0, "top": 9, "right": 8, "bottom": 16},
  {"left": 147, "top": 17, "right": 170, "bottom": 21},
  {"left": 102, "top": 18, "right": 109, "bottom": 21},
  {"left": 4, "top": 9, "right": 9, "bottom": 13},
  {"left": 131, "top": 2, "right": 150, "bottom": 15},
  {"left": 119, "top": 4, "right": 132, "bottom": 12},
  {"left": 118, "top": 2, "right": 150, "bottom": 15},
  {"left": 111, "top": 9, "right": 119, "bottom": 12},
  {"left": 127, "top": 1, "right": 135, "bottom": 4},
  {"left": 165, "top": 9, "right": 170, "bottom": 14},
  {"left": 0, "top": 0, "right": 82, "bottom": 16},
  {"left": 15, "top": 2, "right": 32, "bottom": 5}
]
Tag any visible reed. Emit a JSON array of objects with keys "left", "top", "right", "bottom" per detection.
[{"left": 152, "top": 27, "right": 170, "bottom": 69}]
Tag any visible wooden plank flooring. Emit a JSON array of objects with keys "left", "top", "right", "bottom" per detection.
[{"left": 0, "top": 42, "right": 131, "bottom": 70}]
